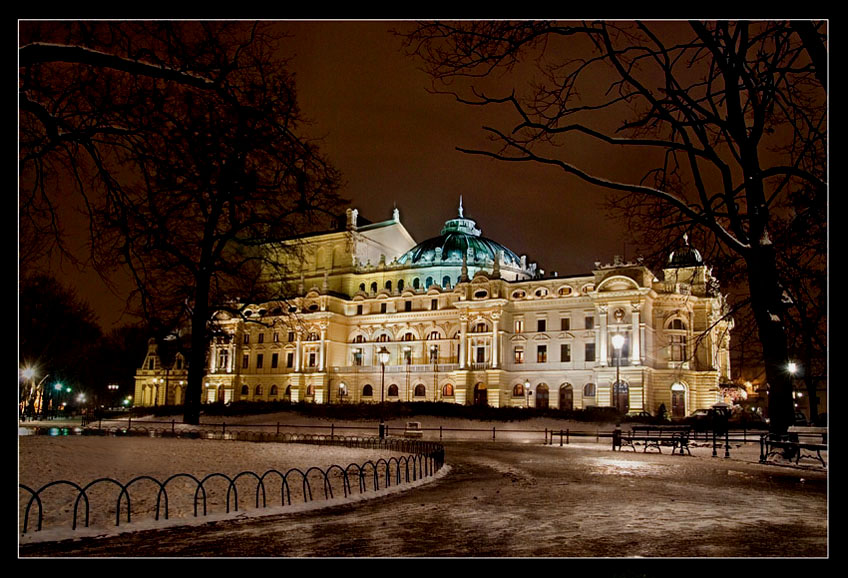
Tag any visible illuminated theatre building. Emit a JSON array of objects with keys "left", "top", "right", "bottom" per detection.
[{"left": 136, "top": 201, "right": 733, "bottom": 417}]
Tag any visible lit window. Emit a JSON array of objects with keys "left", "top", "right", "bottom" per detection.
[
  {"left": 442, "top": 384, "right": 454, "bottom": 397},
  {"left": 537, "top": 345, "right": 547, "bottom": 363},
  {"left": 514, "top": 347, "right": 524, "bottom": 364},
  {"left": 584, "top": 383, "right": 596, "bottom": 397},
  {"left": 513, "top": 383, "right": 525, "bottom": 397},
  {"left": 515, "top": 319, "right": 524, "bottom": 333}
]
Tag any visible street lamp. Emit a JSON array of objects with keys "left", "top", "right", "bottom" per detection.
[
  {"left": 377, "top": 346, "right": 390, "bottom": 439},
  {"left": 611, "top": 333, "right": 625, "bottom": 413},
  {"left": 339, "top": 381, "right": 347, "bottom": 403},
  {"left": 524, "top": 379, "right": 531, "bottom": 408},
  {"left": 378, "top": 346, "right": 390, "bottom": 403}
]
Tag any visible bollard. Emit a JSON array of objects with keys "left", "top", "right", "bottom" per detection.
[
  {"left": 559, "top": 430, "right": 564, "bottom": 447},
  {"left": 492, "top": 427, "right": 496, "bottom": 440},
  {"left": 724, "top": 431, "right": 730, "bottom": 458},
  {"left": 712, "top": 429, "right": 718, "bottom": 457},
  {"left": 612, "top": 425, "right": 622, "bottom": 451},
  {"left": 567, "top": 429, "right": 570, "bottom": 445}
]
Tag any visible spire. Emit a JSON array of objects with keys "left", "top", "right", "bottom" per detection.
[{"left": 458, "top": 195, "right": 464, "bottom": 218}]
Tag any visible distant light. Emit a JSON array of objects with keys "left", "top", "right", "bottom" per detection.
[
  {"left": 612, "top": 334, "right": 625, "bottom": 350},
  {"left": 22, "top": 367, "right": 35, "bottom": 380},
  {"left": 787, "top": 361, "right": 798, "bottom": 375}
]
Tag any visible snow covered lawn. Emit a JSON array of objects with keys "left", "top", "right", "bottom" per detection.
[{"left": 19, "top": 435, "right": 436, "bottom": 544}]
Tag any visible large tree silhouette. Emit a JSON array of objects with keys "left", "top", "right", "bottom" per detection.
[
  {"left": 402, "top": 20, "right": 826, "bottom": 433},
  {"left": 20, "top": 22, "right": 344, "bottom": 424}
]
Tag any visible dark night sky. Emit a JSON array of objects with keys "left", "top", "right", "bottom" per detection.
[{"left": 46, "top": 21, "right": 629, "bottom": 331}]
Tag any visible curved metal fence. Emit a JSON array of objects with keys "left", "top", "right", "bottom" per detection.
[{"left": 20, "top": 433, "right": 445, "bottom": 535}]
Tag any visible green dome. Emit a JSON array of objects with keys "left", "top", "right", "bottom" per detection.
[
  {"left": 398, "top": 203, "right": 524, "bottom": 268},
  {"left": 668, "top": 234, "right": 703, "bottom": 268}
]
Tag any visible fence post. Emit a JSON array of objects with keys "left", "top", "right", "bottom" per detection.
[
  {"left": 712, "top": 429, "right": 718, "bottom": 457},
  {"left": 559, "top": 430, "right": 563, "bottom": 447},
  {"left": 172, "top": 420, "right": 175, "bottom": 434},
  {"left": 331, "top": 424, "right": 335, "bottom": 439},
  {"left": 545, "top": 428, "right": 548, "bottom": 445},
  {"left": 566, "top": 429, "right": 570, "bottom": 445},
  {"left": 128, "top": 415, "right": 132, "bottom": 431},
  {"left": 439, "top": 425, "right": 443, "bottom": 440},
  {"left": 724, "top": 431, "right": 730, "bottom": 458},
  {"left": 222, "top": 422, "right": 226, "bottom": 435},
  {"left": 492, "top": 427, "right": 496, "bottom": 440},
  {"left": 276, "top": 422, "right": 280, "bottom": 435}
]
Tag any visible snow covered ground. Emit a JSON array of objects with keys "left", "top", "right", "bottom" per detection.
[{"left": 18, "top": 430, "right": 445, "bottom": 545}]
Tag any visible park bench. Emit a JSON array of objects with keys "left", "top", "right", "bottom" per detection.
[
  {"left": 403, "top": 421, "right": 424, "bottom": 438},
  {"left": 614, "top": 425, "right": 691, "bottom": 455},
  {"left": 760, "top": 426, "right": 827, "bottom": 467}
]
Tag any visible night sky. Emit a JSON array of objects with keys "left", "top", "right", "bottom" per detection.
[{"left": 39, "top": 21, "right": 629, "bottom": 331}]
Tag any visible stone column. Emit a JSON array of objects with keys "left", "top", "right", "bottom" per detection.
[
  {"left": 491, "top": 313, "right": 500, "bottom": 368},
  {"left": 319, "top": 323, "right": 327, "bottom": 371},
  {"left": 630, "top": 304, "right": 641, "bottom": 365},
  {"left": 598, "top": 305, "right": 608, "bottom": 367},
  {"left": 295, "top": 331, "right": 302, "bottom": 372},
  {"left": 459, "top": 315, "right": 468, "bottom": 369}
]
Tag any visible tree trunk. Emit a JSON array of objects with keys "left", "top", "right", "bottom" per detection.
[
  {"left": 183, "top": 273, "right": 212, "bottom": 425},
  {"left": 745, "top": 248, "right": 795, "bottom": 434}
]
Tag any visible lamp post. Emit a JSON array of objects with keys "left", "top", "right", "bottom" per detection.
[
  {"left": 788, "top": 361, "right": 802, "bottom": 421},
  {"left": 525, "top": 379, "right": 531, "bottom": 408},
  {"left": 431, "top": 344, "right": 438, "bottom": 402},
  {"left": 339, "top": 381, "right": 346, "bottom": 403},
  {"left": 377, "top": 346, "right": 390, "bottom": 438},
  {"left": 611, "top": 333, "right": 625, "bottom": 413}
]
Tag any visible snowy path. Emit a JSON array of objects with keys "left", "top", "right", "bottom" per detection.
[{"left": 19, "top": 439, "right": 827, "bottom": 557}]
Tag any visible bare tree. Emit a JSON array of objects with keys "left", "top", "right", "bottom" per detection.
[
  {"left": 401, "top": 20, "right": 826, "bottom": 433},
  {"left": 20, "top": 22, "right": 344, "bottom": 424}
]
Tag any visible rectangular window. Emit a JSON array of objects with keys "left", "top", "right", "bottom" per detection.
[
  {"left": 380, "top": 303, "right": 387, "bottom": 314},
  {"left": 431, "top": 299, "right": 438, "bottom": 310},
  {"left": 405, "top": 300, "right": 412, "bottom": 312},
  {"left": 243, "top": 334, "right": 250, "bottom": 344},
  {"left": 585, "top": 343, "right": 596, "bottom": 362},
  {"left": 476, "top": 346, "right": 486, "bottom": 363},
  {"left": 288, "top": 332, "right": 295, "bottom": 342},
  {"left": 273, "top": 332, "right": 279, "bottom": 343},
  {"left": 585, "top": 316, "right": 594, "bottom": 330},
  {"left": 514, "top": 347, "right": 524, "bottom": 364},
  {"left": 271, "top": 353, "right": 279, "bottom": 368},
  {"left": 537, "top": 319, "right": 547, "bottom": 332},
  {"left": 258, "top": 333, "right": 264, "bottom": 344},
  {"left": 353, "top": 350, "right": 363, "bottom": 366},
  {"left": 357, "top": 304, "right": 363, "bottom": 315},
  {"left": 561, "top": 343, "right": 571, "bottom": 362},
  {"left": 286, "top": 352, "right": 294, "bottom": 368},
  {"left": 561, "top": 318, "right": 570, "bottom": 331},
  {"left": 537, "top": 345, "right": 547, "bottom": 363},
  {"left": 256, "top": 354, "right": 264, "bottom": 369},
  {"left": 308, "top": 352, "right": 317, "bottom": 367},
  {"left": 514, "top": 319, "right": 524, "bottom": 333},
  {"left": 242, "top": 354, "right": 249, "bottom": 369}
]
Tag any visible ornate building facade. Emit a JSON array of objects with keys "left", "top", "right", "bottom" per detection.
[{"left": 135, "top": 201, "right": 733, "bottom": 417}]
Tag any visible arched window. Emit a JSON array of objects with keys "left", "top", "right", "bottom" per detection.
[
  {"left": 442, "top": 275, "right": 451, "bottom": 289},
  {"left": 583, "top": 383, "right": 596, "bottom": 397},
  {"left": 425, "top": 276, "right": 434, "bottom": 289},
  {"left": 413, "top": 277, "right": 420, "bottom": 290},
  {"left": 471, "top": 321, "right": 489, "bottom": 333},
  {"left": 667, "top": 319, "right": 688, "bottom": 362},
  {"left": 388, "top": 384, "right": 399, "bottom": 397},
  {"left": 442, "top": 384, "right": 454, "bottom": 397},
  {"left": 385, "top": 280, "right": 392, "bottom": 291},
  {"left": 414, "top": 384, "right": 426, "bottom": 397},
  {"left": 370, "top": 281, "right": 378, "bottom": 293},
  {"left": 270, "top": 385, "right": 278, "bottom": 396},
  {"left": 307, "top": 332, "right": 319, "bottom": 341},
  {"left": 353, "top": 334, "right": 366, "bottom": 343},
  {"left": 306, "top": 384, "right": 315, "bottom": 397},
  {"left": 376, "top": 333, "right": 390, "bottom": 343},
  {"left": 284, "top": 385, "right": 291, "bottom": 400},
  {"left": 241, "top": 385, "right": 249, "bottom": 395},
  {"left": 255, "top": 385, "right": 263, "bottom": 396},
  {"left": 402, "top": 332, "right": 415, "bottom": 341},
  {"left": 429, "top": 331, "right": 441, "bottom": 340},
  {"left": 362, "top": 384, "right": 373, "bottom": 397},
  {"left": 398, "top": 279, "right": 404, "bottom": 292},
  {"left": 359, "top": 283, "right": 366, "bottom": 292},
  {"left": 513, "top": 383, "right": 525, "bottom": 397}
]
